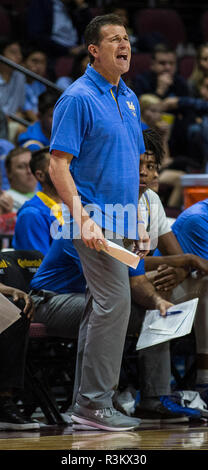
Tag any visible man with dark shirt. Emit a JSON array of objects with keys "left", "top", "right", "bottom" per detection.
[{"left": 133, "top": 43, "right": 189, "bottom": 99}]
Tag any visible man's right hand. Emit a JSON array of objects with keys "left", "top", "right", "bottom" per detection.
[
  {"left": 156, "top": 72, "right": 173, "bottom": 96},
  {"left": 0, "top": 191, "right": 13, "bottom": 214},
  {"left": 81, "top": 217, "right": 109, "bottom": 252}
]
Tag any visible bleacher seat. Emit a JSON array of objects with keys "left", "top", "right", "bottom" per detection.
[
  {"left": 125, "top": 53, "right": 151, "bottom": 80},
  {"left": 133, "top": 8, "right": 187, "bottom": 49},
  {"left": 178, "top": 55, "right": 195, "bottom": 79},
  {"left": 200, "top": 10, "right": 208, "bottom": 42},
  {"left": 0, "top": 6, "right": 11, "bottom": 38},
  {"left": 55, "top": 56, "right": 74, "bottom": 79}
]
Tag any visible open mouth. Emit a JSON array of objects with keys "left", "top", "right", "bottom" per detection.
[{"left": 117, "top": 54, "right": 128, "bottom": 61}]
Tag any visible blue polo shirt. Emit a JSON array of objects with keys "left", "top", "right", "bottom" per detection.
[
  {"left": 171, "top": 199, "right": 208, "bottom": 259},
  {"left": 50, "top": 64, "right": 145, "bottom": 239},
  {"left": 30, "top": 238, "right": 145, "bottom": 294}
]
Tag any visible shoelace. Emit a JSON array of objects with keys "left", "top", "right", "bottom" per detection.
[{"left": 95, "top": 408, "right": 119, "bottom": 418}]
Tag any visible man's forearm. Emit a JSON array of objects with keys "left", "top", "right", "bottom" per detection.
[
  {"left": 130, "top": 275, "right": 163, "bottom": 309},
  {"left": 144, "top": 253, "right": 194, "bottom": 271},
  {"left": 49, "top": 152, "right": 108, "bottom": 250},
  {"left": 49, "top": 153, "right": 89, "bottom": 230},
  {"left": 0, "top": 283, "right": 17, "bottom": 297}
]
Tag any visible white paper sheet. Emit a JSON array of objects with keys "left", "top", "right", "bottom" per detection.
[
  {"left": 136, "top": 298, "right": 199, "bottom": 350},
  {"left": 0, "top": 293, "right": 21, "bottom": 334},
  {"left": 101, "top": 240, "right": 140, "bottom": 269},
  {"left": 148, "top": 305, "right": 191, "bottom": 335}
]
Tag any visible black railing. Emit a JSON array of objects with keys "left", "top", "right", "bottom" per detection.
[
  {"left": 6, "top": 112, "right": 31, "bottom": 127},
  {"left": 0, "top": 55, "right": 62, "bottom": 92},
  {"left": 0, "top": 54, "right": 62, "bottom": 127}
]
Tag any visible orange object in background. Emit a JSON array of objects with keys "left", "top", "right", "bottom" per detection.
[
  {"left": 0, "top": 212, "right": 16, "bottom": 235},
  {"left": 181, "top": 175, "right": 208, "bottom": 208}
]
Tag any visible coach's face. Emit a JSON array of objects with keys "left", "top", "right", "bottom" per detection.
[{"left": 89, "top": 24, "right": 131, "bottom": 85}]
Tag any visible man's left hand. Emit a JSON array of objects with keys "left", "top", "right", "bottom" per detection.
[
  {"left": 153, "top": 264, "right": 188, "bottom": 292},
  {"left": 12, "top": 289, "right": 34, "bottom": 320}
]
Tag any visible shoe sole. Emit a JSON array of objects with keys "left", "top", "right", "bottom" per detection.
[
  {"left": 139, "top": 416, "right": 189, "bottom": 424},
  {"left": 71, "top": 415, "right": 140, "bottom": 432},
  {"left": 72, "top": 423, "right": 98, "bottom": 431},
  {"left": 0, "top": 422, "right": 40, "bottom": 431}
]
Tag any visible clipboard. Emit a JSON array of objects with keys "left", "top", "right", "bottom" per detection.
[
  {"left": 136, "top": 298, "right": 199, "bottom": 350},
  {"left": 101, "top": 240, "right": 140, "bottom": 269},
  {"left": 0, "top": 293, "right": 21, "bottom": 334}
]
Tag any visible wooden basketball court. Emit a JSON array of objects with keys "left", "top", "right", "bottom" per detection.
[{"left": 0, "top": 420, "right": 208, "bottom": 451}]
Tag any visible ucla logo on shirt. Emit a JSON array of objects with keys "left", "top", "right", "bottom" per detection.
[{"left": 126, "top": 101, "right": 137, "bottom": 117}]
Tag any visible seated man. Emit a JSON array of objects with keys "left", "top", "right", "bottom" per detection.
[
  {"left": 5, "top": 147, "right": 37, "bottom": 212},
  {"left": 13, "top": 147, "right": 63, "bottom": 255},
  {"left": 140, "top": 130, "right": 208, "bottom": 390},
  {"left": 133, "top": 43, "right": 189, "bottom": 100},
  {"left": 170, "top": 200, "right": 208, "bottom": 388},
  {"left": 139, "top": 129, "right": 196, "bottom": 289},
  {"left": 0, "top": 138, "right": 14, "bottom": 190},
  {"left": 0, "top": 39, "right": 25, "bottom": 116},
  {"left": 0, "top": 282, "right": 39, "bottom": 431}
]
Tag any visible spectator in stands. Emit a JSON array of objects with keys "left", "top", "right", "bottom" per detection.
[
  {"left": 0, "top": 139, "right": 14, "bottom": 190},
  {"left": 0, "top": 140, "right": 14, "bottom": 214},
  {"left": 0, "top": 39, "right": 25, "bottom": 116},
  {"left": 133, "top": 43, "right": 190, "bottom": 165},
  {"left": 22, "top": 46, "right": 47, "bottom": 123},
  {"left": 5, "top": 147, "right": 36, "bottom": 212},
  {"left": 0, "top": 282, "right": 39, "bottom": 431},
  {"left": 56, "top": 49, "right": 89, "bottom": 90},
  {"left": 139, "top": 94, "right": 172, "bottom": 167},
  {"left": 13, "top": 147, "right": 63, "bottom": 255},
  {"left": 27, "top": 0, "right": 92, "bottom": 60},
  {"left": 139, "top": 95, "right": 184, "bottom": 209},
  {"left": 188, "top": 43, "right": 208, "bottom": 98},
  {"left": 133, "top": 43, "right": 189, "bottom": 99},
  {"left": 18, "top": 90, "right": 60, "bottom": 151},
  {"left": 162, "top": 78, "right": 208, "bottom": 172}
]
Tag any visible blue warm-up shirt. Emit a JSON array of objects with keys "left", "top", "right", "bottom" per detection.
[
  {"left": 30, "top": 238, "right": 145, "bottom": 294},
  {"left": 18, "top": 121, "right": 50, "bottom": 151},
  {"left": 12, "top": 194, "right": 61, "bottom": 255},
  {"left": 50, "top": 64, "right": 145, "bottom": 239},
  {"left": 171, "top": 199, "right": 208, "bottom": 259}
]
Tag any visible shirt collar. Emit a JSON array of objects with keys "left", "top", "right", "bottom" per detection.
[{"left": 85, "top": 64, "right": 129, "bottom": 96}]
